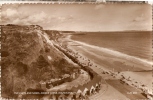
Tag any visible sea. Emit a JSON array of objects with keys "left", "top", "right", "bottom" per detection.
[{"left": 71, "top": 31, "right": 152, "bottom": 62}]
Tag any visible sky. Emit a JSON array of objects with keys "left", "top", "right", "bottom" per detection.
[{"left": 1, "top": 3, "right": 152, "bottom": 31}]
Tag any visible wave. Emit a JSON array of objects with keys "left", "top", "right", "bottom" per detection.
[{"left": 72, "top": 39, "right": 153, "bottom": 66}]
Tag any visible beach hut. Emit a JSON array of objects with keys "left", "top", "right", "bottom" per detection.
[
  {"left": 76, "top": 89, "right": 84, "bottom": 98},
  {"left": 82, "top": 88, "right": 89, "bottom": 96},
  {"left": 95, "top": 83, "right": 100, "bottom": 92},
  {"left": 90, "top": 86, "right": 96, "bottom": 94},
  {"left": 85, "top": 83, "right": 92, "bottom": 96},
  {"left": 95, "top": 83, "right": 99, "bottom": 88}
]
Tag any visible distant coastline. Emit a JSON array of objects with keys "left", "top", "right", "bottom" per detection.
[{"left": 56, "top": 30, "right": 152, "bottom": 33}]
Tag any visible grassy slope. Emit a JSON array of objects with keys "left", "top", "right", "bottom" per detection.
[{"left": 1, "top": 25, "right": 79, "bottom": 98}]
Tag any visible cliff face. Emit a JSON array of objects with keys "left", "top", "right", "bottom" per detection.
[{"left": 1, "top": 25, "right": 79, "bottom": 98}]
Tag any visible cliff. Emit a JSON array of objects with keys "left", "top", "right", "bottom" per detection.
[{"left": 1, "top": 24, "right": 80, "bottom": 98}]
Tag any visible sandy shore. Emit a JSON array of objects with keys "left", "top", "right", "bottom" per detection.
[
  {"left": 66, "top": 35, "right": 152, "bottom": 82},
  {"left": 58, "top": 34, "right": 152, "bottom": 99}
]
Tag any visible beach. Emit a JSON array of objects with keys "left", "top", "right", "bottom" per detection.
[{"left": 58, "top": 34, "right": 152, "bottom": 99}]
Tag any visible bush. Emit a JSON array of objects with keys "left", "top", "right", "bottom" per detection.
[
  {"left": 1, "top": 51, "right": 9, "bottom": 57},
  {"left": 53, "top": 58, "right": 75, "bottom": 75},
  {"left": 37, "top": 55, "right": 49, "bottom": 69},
  {"left": 16, "top": 62, "right": 28, "bottom": 76},
  {"left": 45, "top": 46, "right": 50, "bottom": 53}
]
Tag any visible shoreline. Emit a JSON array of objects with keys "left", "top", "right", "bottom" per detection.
[{"left": 70, "top": 35, "right": 152, "bottom": 66}]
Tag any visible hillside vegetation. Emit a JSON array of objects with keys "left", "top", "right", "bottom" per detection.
[{"left": 1, "top": 24, "right": 79, "bottom": 98}]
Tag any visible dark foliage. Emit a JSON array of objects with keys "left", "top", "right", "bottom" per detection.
[
  {"left": 16, "top": 62, "right": 28, "bottom": 76},
  {"left": 37, "top": 55, "right": 49, "bottom": 69},
  {"left": 1, "top": 51, "right": 9, "bottom": 57}
]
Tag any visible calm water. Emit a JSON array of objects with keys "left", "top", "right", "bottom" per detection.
[{"left": 71, "top": 31, "right": 152, "bottom": 61}]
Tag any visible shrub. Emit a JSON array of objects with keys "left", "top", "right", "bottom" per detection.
[
  {"left": 16, "top": 62, "right": 28, "bottom": 76},
  {"left": 37, "top": 55, "right": 49, "bottom": 69},
  {"left": 1, "top": 51, "right": 9, "bottom": 57},
  {"left": 45, "top": 46, "right": 50, "bottom": 53},
  {"left": 1, "top": 58, "right": 11, "bottom": 70}
]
